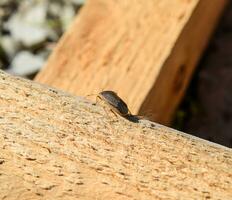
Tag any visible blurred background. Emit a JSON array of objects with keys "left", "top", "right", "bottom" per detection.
[{"left": 0, "top": 0, "right": 232, "bottom": 147}]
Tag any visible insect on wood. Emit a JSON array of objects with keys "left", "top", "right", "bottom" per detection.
[
  {"left": 97, "top": 91, "right": 132, "bottom": 117},
  {"left": 88, "top": 90, "right": 140, "bottom": 122}
]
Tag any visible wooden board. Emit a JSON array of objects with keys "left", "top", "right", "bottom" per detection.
[
  {"left": 35, "top": 0, "right": 228, "bottom": 125},
  {"left": 1, "top": 70, "right": 232, "bottom": 199}
]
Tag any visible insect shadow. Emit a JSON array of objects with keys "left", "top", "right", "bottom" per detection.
[{"left": 123, "top": 114, "right": 140, "bottom": 123}]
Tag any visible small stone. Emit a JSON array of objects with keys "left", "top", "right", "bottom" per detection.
[
  {"left": 61, "top": 5, "right": 76, "bottom": 31},
  {"left": 0, "top": 36, "right": 20, "bottom": 59},
  {"left": 5, "top": 1, "right": 49, "bottom": 47},
  {"left": 71, "top": 0, "right": 86, "bottom": 5},
  {"left": 9, "top": 51, "right": 44, "bottom": 76},
  {"left": 48, "top": 2, "right": 62, "bottom": 17}
]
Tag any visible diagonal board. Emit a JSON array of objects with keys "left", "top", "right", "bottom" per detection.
[
  {"left": 1, "top": 70, "right": 232, "bottom": 199},
  {"left": 35, "top": 0, "right": 228, "bottom": 125}
]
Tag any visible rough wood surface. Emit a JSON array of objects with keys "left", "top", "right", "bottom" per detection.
[
  {"left": 35, "top": 0, "right": 228, "bottom": 125},
  {"left": 1, "top": 71, "right": 232, "bottom": 199}
]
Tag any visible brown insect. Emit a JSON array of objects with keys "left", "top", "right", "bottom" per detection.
[
  {"left": 97, "top": 91, "right": 132, "bottom": 117},
  {"left": 87, "top": 90, "right": 141, "bottom": 122}
]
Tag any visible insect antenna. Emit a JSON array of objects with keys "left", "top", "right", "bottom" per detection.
[{"left": 85, "top": 93, "right": 98, "bottom": 97}]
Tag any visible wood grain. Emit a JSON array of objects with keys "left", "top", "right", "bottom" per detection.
[
  {"left": 35, "top": 0, "right": 228, "bottom": 125},
  {"left": 1, "top": 70, "right": 232, "bottom": 199}
]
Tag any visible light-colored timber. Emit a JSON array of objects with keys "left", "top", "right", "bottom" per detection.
[
  {"left": 0, "top": 71, "right": 232, "bottom": 199},
  {"left": 35, "top": 0, "right": 228, "bottom": 125}
]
